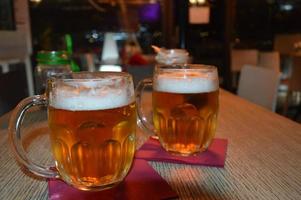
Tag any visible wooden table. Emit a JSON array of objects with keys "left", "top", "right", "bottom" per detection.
[{"left": 0, "top": 90, "right": 301, "bottom": 199}]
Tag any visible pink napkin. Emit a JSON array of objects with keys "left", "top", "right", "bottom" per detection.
[
  {"left": 48, "top": 159, "right": 177, "bottom": 200},
  {"left": 135, "top": 138, "right": 228, "bottom": 167}
]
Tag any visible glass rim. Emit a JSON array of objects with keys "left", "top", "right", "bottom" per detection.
[
  {"left": 158, "top": 48, "right": 189, "bottom": 55},
  {"left": 49, "top": 71, "right": 133, "bottom": 82},
  {"left": 156, "top": 64, "right": 217, "bottom": 71}
]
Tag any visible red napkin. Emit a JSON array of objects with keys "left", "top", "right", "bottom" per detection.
[
  {"left": 48, "top": 159, "right": 178, "bottom": 200},
  {"left": 135, "top": 138, "right": 228, "bottom": 167}
]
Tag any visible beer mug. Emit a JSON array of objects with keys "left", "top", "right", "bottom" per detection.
[
  {"left": 9, "top": 72, "right": 136, "bottom": 191},
  {"left": 136, "top": 64, "right": 219, "bottom": 156}
]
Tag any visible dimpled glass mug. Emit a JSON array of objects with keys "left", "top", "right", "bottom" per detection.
[
  {"left": 9, "top": 72, "right": 136, "bottom": 191},
  {"left": 136, "top": 64, "right": 219, "bottom": 156}
]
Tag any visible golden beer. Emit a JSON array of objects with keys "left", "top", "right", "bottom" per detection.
[
  {"left": 48, "top": 102, "right": 136, "bottom": 190},
  {"left": 152, "top": 68, "right": 219, "bottom": 155},
  {"left": 47, "top": 72, "right": 136, "bottom": 190}
]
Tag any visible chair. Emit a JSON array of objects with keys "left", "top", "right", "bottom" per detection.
[
  {"left": 237, "top": 65, "right": 281, "bottom": 112},
  {"left": 258, "top": 52, "right": 284, "bottom": 93},
  {"left": 258, "top": 51, "right": 281, "bottom": 72},
  {"left": 231, "top": 49, "right": 258, "bottom": 72},
  {"left": 230, "top": 49, "right": 259, "bottom": 89},
  {"left": 0, "top": 31, "right": 34, "bottom": 96}
]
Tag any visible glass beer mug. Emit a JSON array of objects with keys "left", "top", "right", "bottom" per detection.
[
  {"left": 136, "top": 64, "right": 219, "bottom": 156},
  {"left": 9, "top": 72, "right": 136, "bottom": 191}
]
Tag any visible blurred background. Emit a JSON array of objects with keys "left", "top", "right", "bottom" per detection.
[{"left": 1, "top": 0, "right": 301, "bottom": 122}]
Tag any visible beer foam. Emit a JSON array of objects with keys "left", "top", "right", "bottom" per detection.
[
  {"left": 50, "top": 84, "right": 132, "bottom": 111},
  {"left": 155, "top": 72, "right": 218, "bottom": 93}
]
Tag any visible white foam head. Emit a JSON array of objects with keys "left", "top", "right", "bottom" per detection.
[
  {"left": 49, "top": 79, "right": 133, "bottom": 111},
  {"left": 154, "top": 71, "right": 218, "bottom": 93}
]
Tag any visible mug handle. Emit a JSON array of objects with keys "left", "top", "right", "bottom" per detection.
[
  {"left": 135, "top": 78, "right": 156, "bottom": 135},
  {"left": 9, "top": 95, "right": 59, "bottom": 179}
]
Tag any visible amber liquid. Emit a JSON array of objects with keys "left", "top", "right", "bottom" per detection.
[
  {"left": 48, "top": 102, "right": 136, "bottom": 190},
  {"left": 153, "top": 90, "right": 219, "bottom": 155}
]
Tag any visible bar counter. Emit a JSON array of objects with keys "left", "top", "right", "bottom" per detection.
[{"left": 0, "top": 90, "right": 300, "bottom": 199}]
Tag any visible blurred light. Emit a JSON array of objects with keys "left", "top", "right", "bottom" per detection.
[
  {"left": 190, "top": 0, "right": 206, "bottom": 4},
  {"left": 189, "top": 0, "right": 206, "bottom": 5},
  {"left": 92, "top": 32, "right": 98, "bottom": 39},
  {"left": 85, "top": 30, "right": 103, "bottom": 43},
  {"left": 280, "top": 4, "right": 293, "bottom": 11},
  {"left": 99, "top": 65, "right": 122, "bottom": 72},
  {"left": 114, "top": 32, "right": 128, "bottom": 41},
  {"left": 101, "top": 33, "right": 119, "bottom": 62},
  {"left": 190, "top": 7, "right": 210, "bottom": 24},
  {"left": 138, "top": 2, "right": 160, "bottom": 23},
  {"left": 197, "top": 0, "right": 206, "bottom": 4},
  {"left": 30, "top": 0, "right": 42, "bottom": 3}
]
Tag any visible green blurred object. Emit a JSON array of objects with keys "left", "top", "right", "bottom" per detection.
[
  {"left": 35, "top": 50, "right": 72, "bottom": 94},
  {"left": 65, "top": 34, "right": 80, "bottom": 72},
  {"left": 37, "top": 51, "right": 70, "bottom": 65}
]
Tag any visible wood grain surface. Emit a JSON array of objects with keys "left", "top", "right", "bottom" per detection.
[{"left": 0, "top": 90, "right": 300, "bottom": 200}]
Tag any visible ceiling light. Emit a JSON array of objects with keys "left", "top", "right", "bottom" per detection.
[
  {"left": 30, "top": 0, "right": 42, "bottom": 3},
  {"left": 280, "top": 4, "right": 293, "bottom": 11}
]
